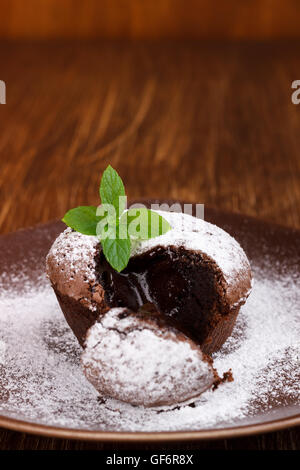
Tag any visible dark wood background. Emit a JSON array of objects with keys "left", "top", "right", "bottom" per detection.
[
  {"left": 1, "top": 0, "right": 300, "bottom": 40},
  {"left": 0, "top": 40, "right": 299, "bottom": 450}
]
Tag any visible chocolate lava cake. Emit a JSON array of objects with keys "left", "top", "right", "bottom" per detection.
[
  {"left": 81, "top": 304, "right": 221, "bottom": 407},
  {"left": 46, "top": 210, "right": 252, "bottom": 355}
]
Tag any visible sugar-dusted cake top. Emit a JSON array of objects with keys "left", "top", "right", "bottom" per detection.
[
  {"left": 131, "top": 210, "right": 251, "bottom": 288},
  {"left": 47, "top": 210, "right": 252, "bottom": 306}
]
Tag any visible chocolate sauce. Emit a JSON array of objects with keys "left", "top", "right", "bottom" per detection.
[{"left": 97, "top": 245, "right": 227, "bottom": 344}]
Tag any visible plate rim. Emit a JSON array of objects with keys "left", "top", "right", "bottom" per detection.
[{"left": 0, "top": 414, "right": 299, "bottom": 442}]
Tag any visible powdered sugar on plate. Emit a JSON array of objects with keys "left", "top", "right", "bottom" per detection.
[{"left": 0, "top": 248, "right": 299, "bottom": 431}]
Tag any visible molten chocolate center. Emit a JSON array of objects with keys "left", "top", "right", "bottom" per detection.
[{"left": 97, "top": 245, "right": 227, "bottom": 345}]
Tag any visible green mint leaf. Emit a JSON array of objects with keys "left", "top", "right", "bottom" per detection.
[
  {"left": 62, "top": 165, "right": 173, "bottom": 272},
  {"left": 101, "top": 236, "right": 131, "bottom": 272},
  {"left": 121, "top": 208, "right": 171, "bottom": 240},
  {"left": 62, "top": 206, "right": 100, "bottom": 235},
  {"left": 99, "top": 165, "right": 126, "bottom": 216},
  {"left": 96, "top": 210, "right": 128, "bottom": 240}
]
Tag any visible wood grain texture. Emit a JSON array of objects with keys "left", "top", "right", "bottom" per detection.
[
  {"left": 1, "top": 1, "right": 300, "bottom": 39},
  {"left": 0, "top": 40, "right": 299, "bottom": 449}
]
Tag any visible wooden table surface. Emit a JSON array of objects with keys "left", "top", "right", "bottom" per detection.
[{"left": 0, "top": 40, "right": 299, "bottom": 450}]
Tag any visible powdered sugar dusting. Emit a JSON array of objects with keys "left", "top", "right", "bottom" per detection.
[
  {"left": 0, "top": 253, "right": 298, "bottom": 431},
  {"left": 0, "top": 340, "right": 6, "bottom": 366},
  {"left": 132, "top": 211, "right": 250, "bottom": 288},
  {"left": 46, "top": 227, "right": 98, "bottom": 282},
  {"left": 82, "top": 307, "right": 214, "bottom": 407}
]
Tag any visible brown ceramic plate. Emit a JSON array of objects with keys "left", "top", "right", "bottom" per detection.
[{"left": 0, "top": 201, "right": 299, "bottom": 441}]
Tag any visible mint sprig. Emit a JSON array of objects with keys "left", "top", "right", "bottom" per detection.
[
  {"left": 62, "top": 206, "right": 100, "bottom": 236},
  {"left": 100, "top": 164, "right": 126, "bottom": 216},
  {"left": 62, "top": 165, "right": 171, "bottom": 272},
  {"left": 121, "top": 208, "right": 171, "bottom": 240},
  {"left": 101, "top": 236, "right": 131, "bottom": 272}
]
